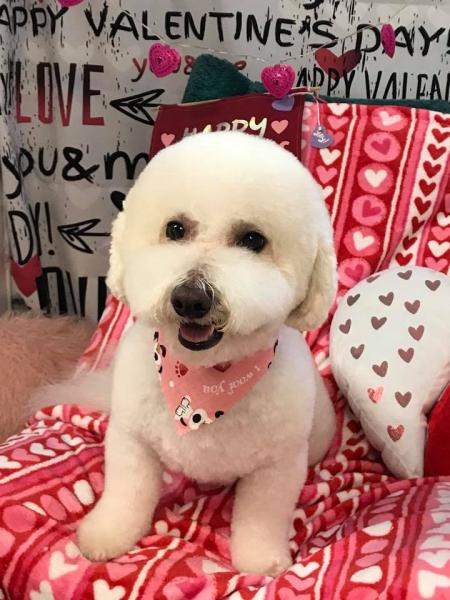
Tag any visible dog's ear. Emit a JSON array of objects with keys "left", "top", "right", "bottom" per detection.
[
  {"left": 287, "top": 236, "right": 337, "bottom": 331},
  {"left": 107, "top": 211, "right": 127, "bottom": 302}
]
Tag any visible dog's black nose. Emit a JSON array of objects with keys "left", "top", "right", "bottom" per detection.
[{"left": 171, "top": 282, "right": 213, "bottom": 319}]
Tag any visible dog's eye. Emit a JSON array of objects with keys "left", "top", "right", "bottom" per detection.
[
  {"left": 166, "top": 221, "right": 185, "bottom": 241},
  {"left": 237, "top": 231, "right": 267, "bottom": 253}
]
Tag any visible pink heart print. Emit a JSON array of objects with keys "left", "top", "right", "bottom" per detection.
[
  {"left": 261, "top": 64, "right": 296, "bottom": 99},
  {"left": 149, "top": 43, "right": 181, "bottom": 78}
]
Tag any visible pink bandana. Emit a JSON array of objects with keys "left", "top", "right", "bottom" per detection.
[{"left": 153, "top": 332, "right": 277, "bottom": 434}]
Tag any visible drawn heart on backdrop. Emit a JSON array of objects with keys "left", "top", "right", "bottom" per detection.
[
  {"left": 315, "top": 48, "right": 362, "bottom": 79},
  {"left": 10, "top": 256, "right": 42, "bottom": 297}
]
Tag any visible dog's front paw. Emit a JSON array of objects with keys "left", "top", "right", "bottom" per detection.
[
  {"left": 77, "top": 504, "right": 141, "bottom": 561},
  {"left": 231, "top": 537, "right": 292, "bottom": 576}
]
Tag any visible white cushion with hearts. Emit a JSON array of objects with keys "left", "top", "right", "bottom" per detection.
[{"left": 329, "top": 267, "right": 450, "bottom": 479}]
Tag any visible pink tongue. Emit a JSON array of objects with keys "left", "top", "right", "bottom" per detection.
[{"left": 179, "top": 324, "right": 214, "bottom": 343}]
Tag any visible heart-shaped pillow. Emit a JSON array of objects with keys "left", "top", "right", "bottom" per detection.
[{"left": 329, "top": 267, "right": 450, "bottom": 479}]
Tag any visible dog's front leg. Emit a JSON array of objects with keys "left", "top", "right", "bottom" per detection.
[
  {"left": 77, "top": 422, "right": 162, "bottom": 561},
  {"left": 230, "top": 450, "right": 307, "bottom": 576}
]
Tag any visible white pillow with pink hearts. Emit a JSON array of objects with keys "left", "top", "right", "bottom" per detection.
[{"left": 329, "top": 266, "right": 450, "bottom": 479}]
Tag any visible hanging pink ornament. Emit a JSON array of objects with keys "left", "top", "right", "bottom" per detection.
[
  {"left": 149, "top": 43, "right": 181, "bottom": 78},
  {"left": 261, "top": 64, "right": 296, "bottom": 99},
  {"left": 381, "top": 24, "right": 396, "bottom": 58},
  {"left": 57, "top": 0, "right": 85, "bottom": 6}
]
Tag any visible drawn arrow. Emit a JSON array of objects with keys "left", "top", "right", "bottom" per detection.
[
  {"left": 110, "top": 89, "right": 164, "bottom": 125},
  {"left": 58, "top": 219, "right": 110, "bottom": 254}
]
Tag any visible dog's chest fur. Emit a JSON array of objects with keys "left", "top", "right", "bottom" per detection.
[{"left": 112, "top": 323, "right": 316, "bottom": 484}]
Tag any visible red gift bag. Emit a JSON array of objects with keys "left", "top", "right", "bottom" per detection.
[{"left": 150, "top": 93, "right": 306, "bottom": 161}]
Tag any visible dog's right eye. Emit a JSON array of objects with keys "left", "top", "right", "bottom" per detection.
[
  {"left": 166, "top": 221, "right": 185, "bottom": 241},
  {"left": 237, "top": 231, "right": 267, "bottom": 253}
]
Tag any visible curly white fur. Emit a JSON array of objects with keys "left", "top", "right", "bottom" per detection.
[{"left": 35, "top": 131, "right": 337, "bottom": 576}]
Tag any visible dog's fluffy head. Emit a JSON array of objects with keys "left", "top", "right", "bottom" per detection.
[{"left": 108, "top": 132, "right": 336, "bottom": 365}]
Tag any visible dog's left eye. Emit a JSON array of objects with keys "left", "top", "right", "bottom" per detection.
[
  {"left": 166, "top": 221, "right": 185, "bottom": 241},
  {"left": 237, "top": 231, "right": 267, "bottom": 253}
]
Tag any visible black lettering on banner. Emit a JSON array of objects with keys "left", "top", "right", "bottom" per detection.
[
  {"left": 208, "top": 12, "right": 233, "bottom": 42},
  {"left": 110, "top": 11, "right": 139, "bottom": 41},
  {"left": 30, "top": 8, "right": 47, "bottom": 37},
  {"left": 394, "top": 26, "right": 414, "bottom": 56},
  {"left": 303, "top": 0, "right": 325, "bottom": 9},
  {"left": 311, "top": 20, "right": 336, "bottom": 48},
  {"left": 8, "top": 210, "right": 33, "bottom": 265},
  {"left": 2, "top": 149, "right": 33, "bottom": 199},
  {"left": 165, "top": 11, "right": 182, "bottom": 39},
  {"left": 84, "top": 3, "right": 108, "bottom": 37},
  {"left": 275, "top": 17, "right": 295, "bottom": 47},
  {"left": 234, "top": 11, "right": 242, "bottom": 40},
  {"left": 7, "top": 201, "right": 55, "bottom": 261},
  {"left": 37, "top": 268, "right": 107, "bottom": 318},
  {"left": 62, "top": 147, "right": 100, "bottom": 182},
  {"left": 104, "top": 151, "right": 148, "bottom": 180},
  {"left": 382, "top": 73, "right": 397, "bottom": 99},
  {"left": 28, "top": 202, "right": 42, "bottom": 256},
  {"left": 141, "top": 11, "right": 158, "bottom": 40},
  {"left": 419, "top": 26, "right": 445, "bottom": 56},
  {"left": 37, "top": 267, "right": 67, "bottom": 314},
  {"left": 246, "top": 14, "right": 271, "bottom": 45},
  {"left": 356, "top": 24, "right": 380, "bottom": 53},
  {"left": 46, "top": 5, "right": 66, "bottom": 34},
  {"left": 298, "top": 16, "right": 311, "bottom": 36},
  {"left": 184, "top": 11, "right": 206, "bottom": 40},
  {"left": 417, "top": 74, "right": 428, "bottom": 99},
  {"left": 12, "top": 6, "right": 27, "bottom": 30}
]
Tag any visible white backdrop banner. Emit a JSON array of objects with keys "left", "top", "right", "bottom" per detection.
[{"left": 0, "top": 0, "right": 448, "bottom": 319}]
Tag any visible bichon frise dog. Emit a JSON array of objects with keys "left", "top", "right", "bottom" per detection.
[{"left": 36, "top": 131, "right": 337, "bottom": 576}]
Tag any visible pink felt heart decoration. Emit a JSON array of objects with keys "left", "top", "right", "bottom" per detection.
[
  {"left": 381, "top": 24, "right": 396, "bottom": 58},
  {"left": 261, "top": 64, "right": 296, "bottom": 99},
  {"left": 149, "top": 43, "right": 181, "bottom": 78}
]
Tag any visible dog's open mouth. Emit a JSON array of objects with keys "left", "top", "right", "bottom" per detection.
[{"left": 178, "top": 323, "right": 223, "bottom": 351}]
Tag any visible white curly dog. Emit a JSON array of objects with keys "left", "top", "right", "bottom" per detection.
[{"left": 35, "top": 131, "right": 337, "bottom": 576}]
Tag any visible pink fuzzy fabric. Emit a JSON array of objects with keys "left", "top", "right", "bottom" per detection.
[{"left": 0, "top": 314, "right": 94, "bottom": 440}]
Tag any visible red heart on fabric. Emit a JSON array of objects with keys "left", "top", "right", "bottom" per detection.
[
  {"left": 315, "top": 48, "right": 361, "bottom": 79},
  {"left": 368, "top": 386, "right": 383, "bottom": 403},
  {"left": 419, "top": 180, "right": 436, "bottom": 197},
  {"left": 395, "top": 252, "right": 412, "bottom": 266},
  {"left": 436, "top": 114, "right": 450, "bottom": 128},
  {"left": 261, "top": 64, "right": 295, "bottom": 99},
  {"left": 432, "top": 128, "right": 450, "bottom": 143},
  {"left": 343, "top": 447, "right": 365, "bottom": 460},
  {"left": 387, "top": 424, "right": 404, "bottom": 442},
  {"left": 347, "top": 420, "right": 362, "bottom": 434},
  {"left": 425, "top": 257, "right": 447, "bottom": 271},
  {"left": 428, "top": 145, "right": 446, "bottom": 160},
  {"left": 362, "top": 199, "right": 381, "bottom": 218},
  {"left": 11, "top": 449, "right": 39, "bottom": 463},
  {"left": 149, "top": 43, "right": 181, "bottom": 78}
]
